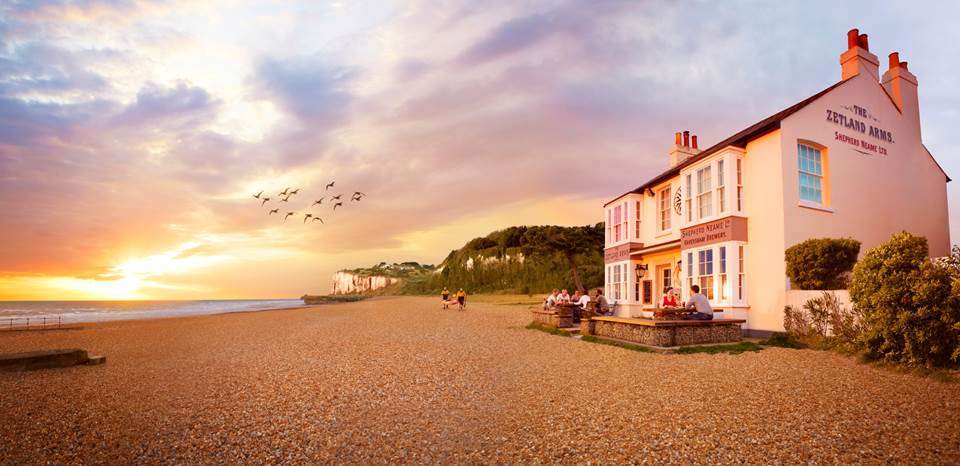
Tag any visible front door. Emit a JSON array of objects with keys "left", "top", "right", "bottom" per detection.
[{"left": 655, "top": 264, "right": 672, "bottom": 307}]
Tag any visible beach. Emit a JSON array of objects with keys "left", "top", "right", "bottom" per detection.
[{"left": 1, "top": 296, "right": 958, "bottom": 464}]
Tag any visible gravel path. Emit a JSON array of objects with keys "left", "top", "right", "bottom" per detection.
[{"left": 1, "top": 296, "right": 958, "bottom": 464}]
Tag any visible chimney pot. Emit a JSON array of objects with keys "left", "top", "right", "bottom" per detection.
[
  {"left": 888, "top": 52, "right": 899, "bottom": 70},
  {"left": 675, "top": 132, "right": 682, "bottom": 145},
  {"left": 900, "top": 61, "right": 908, "bottom": 71},
  {"left": 847, "top": 29, "right": 859, "bottom": 49},
  {"left": 691, "top": 135, "right": 698, "bottom": 149},
  {"left": 857, "top": 33, "right": 869, "bottom": 51},
  {"left": 682, "top": 131, "right": 690, "bottom": 147}
]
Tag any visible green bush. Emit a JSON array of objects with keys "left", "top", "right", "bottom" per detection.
[
  {"left": 849, "top": 232, "right": 960, "bottom": 367},
  {"left": 785, "top": 237, "right": 861, "bottom": 289}
]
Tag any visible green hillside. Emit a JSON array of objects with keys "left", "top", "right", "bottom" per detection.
[{"left": 400, "top": 224, "right": 604, "bottom": 295}]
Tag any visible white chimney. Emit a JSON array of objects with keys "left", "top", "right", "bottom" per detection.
[
  {"left": 669, "top": 130, "right": 701, "bottom": 167},
  {"left": 882, "top": 51, "right": 920, "bottom": 138},
  {"left": 840, "top": 28, "right": 879, "bottom": 81}
]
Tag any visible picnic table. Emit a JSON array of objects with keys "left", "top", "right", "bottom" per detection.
[{"left": 652, "top": 307, "right": 697, "bottom": 320}]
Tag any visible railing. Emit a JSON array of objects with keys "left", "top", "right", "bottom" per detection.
[{"left": 1, "top": 315, "right": 63, "bottom": 331}]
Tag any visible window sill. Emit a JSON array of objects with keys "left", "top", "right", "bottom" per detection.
[{"left": 798, "top": 201, "right": 834, "bottom": 213}]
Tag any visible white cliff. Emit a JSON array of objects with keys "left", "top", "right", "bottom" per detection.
[{"left": 330, "top": 271, "right": 399, "bottom": 295}]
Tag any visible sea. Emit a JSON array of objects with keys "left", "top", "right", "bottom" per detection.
[{"left": 0, "top": 299, "right": 305, "bottom": 324}]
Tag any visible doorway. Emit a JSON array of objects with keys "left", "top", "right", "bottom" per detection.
[{"left": 655, "top": 264, "right": 672, "bottom": 307}]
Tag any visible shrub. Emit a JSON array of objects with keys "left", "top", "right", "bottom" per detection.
[
  {"left": 849, "top": 232, "right": 960, "bottom": 367},
  {"left": 782, "top": 292, "right": 860, "bottom": 349},
  {"left": 785, "top": 237, "right": 861, "bottom": 289}
]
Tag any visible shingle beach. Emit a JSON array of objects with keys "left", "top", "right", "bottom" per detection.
[{"left": 1, "top": 296, "right": 958, "bottom": 464}]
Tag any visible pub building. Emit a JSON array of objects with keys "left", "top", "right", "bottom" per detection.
[{"left": 602, "top": 29, "right": 951, "bottom": 333}]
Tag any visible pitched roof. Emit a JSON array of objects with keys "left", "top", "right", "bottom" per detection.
[{"left": 604, "top": 78, "right": 851, "bottom": 206}]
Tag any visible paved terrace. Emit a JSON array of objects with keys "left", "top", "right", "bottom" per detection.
[{"left": 1, "top": 296, "right": 958, "bottom": 463}]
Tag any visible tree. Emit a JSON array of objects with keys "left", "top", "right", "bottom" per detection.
[{"left": 519, "top": 224, "right": 602, "bottom": 292}]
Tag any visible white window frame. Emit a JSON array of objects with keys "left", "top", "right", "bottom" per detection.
[
  {"left": 696, "top": 166, "right": 713, "bottom": 220},
  {"left": 798, "top": 143, "right": 826, "bottom": 206},
  {"left": 736, "top": 157, "right": 744, "bottom": 212},
  {"left": 717, "top": 160, "right": 726, "bottom": 214},
  {"left": 635, "top": 200, "right": 641, "bottom": 239},
  {"left": 657, "top": 186, "right": 672, "bottom": 232}
]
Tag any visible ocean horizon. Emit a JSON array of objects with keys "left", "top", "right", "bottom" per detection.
[{"left": 0, "top": 299, "right": 305, "bottom": 324}]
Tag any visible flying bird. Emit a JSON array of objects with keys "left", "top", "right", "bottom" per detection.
[
  {"left": 333, "top": 202, "right": 343, "bottom": 210},
  {"left": 279, "top": 188, "right": 290, "bottom": 196},
  {"left": 312, "top": 217, "right": 324, "bottom": 224},
  {"left": 268, "top": 208, "right": 279, "bottom": 215},
  {"left": 325, "top": 181, "right": 335, "bottom": 191},
  {"left": 331, "top": 194, "right": 342, "bottom": 201},
  {"left": 253, "top": 191, "right": 263, "bottom": 199},
  {"left": 283, "top": 212, "right": 295, "bottom": 222},
  {"left": 303, "top": 213, "right": 313, "bottom": 223},
  {"left": 312, "top": 197, "right": 325, "bottom": 206},
  {"left": 260, "top": 197, "right": 271, "bottom": 206},
  {"left": 290, "top": 188, "right": 300, "bottom": 195},
  {"left": 280, "top": 195, "right": 291, "bottom": 202},
  {"left": 351, "top": 191, "right": 366, "bottom": 201}
]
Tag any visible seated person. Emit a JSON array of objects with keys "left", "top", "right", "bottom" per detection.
[
  {"left": 593, "top": 289, "right": 611, "bottom": 316},
  {"left": 661, "top": 287, "right": 680, "bottom": 309},
  {"left": 683, "top": 285, "right": 713, "bottom": 320},
  {"left": 543, "top": 289, "right": 559, "bottom": 309},
  {"left": 558, "top": 289, "right": 572, "bottom": 303},
  {"left": 576, "top": 290, "right": 591, "bottom": 310}
]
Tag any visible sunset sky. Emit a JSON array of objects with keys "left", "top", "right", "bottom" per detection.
[{"left": 1, "top": 1, "right": 958, "bottom": 300}]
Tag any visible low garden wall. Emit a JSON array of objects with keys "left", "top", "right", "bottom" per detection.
[{"left": 589, "top": 317, "right": 744, "bottom": 347}]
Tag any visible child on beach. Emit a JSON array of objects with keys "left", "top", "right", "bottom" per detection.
[
  {"left": 441, "top": 287, "right": 450, "bottom": 309},
  {"left": 456, "top": 289, "right": 466, "bottom": 311}
]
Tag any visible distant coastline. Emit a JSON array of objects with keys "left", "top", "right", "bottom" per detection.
[{"left": 0, "top": 299, "right": 305, "bottom": 325}]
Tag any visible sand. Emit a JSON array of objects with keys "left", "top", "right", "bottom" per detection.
[{"left": 1, "top": 296, "right": 958, "bottom": 464}]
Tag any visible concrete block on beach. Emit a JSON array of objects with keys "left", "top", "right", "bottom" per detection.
[{"left": 0, "top": 349, "right": 105, "bottom": 372}]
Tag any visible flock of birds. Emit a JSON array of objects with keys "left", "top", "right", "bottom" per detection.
[{"left": 253, "top": 181, "right": 366, "bottom": 225}]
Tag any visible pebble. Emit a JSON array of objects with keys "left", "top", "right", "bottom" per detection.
[{"left": 0, "top": 296, "right": 958, "bottom": 463}]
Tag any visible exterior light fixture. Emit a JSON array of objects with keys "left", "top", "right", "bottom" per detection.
[{"left": 635, "top": 263, "right": 648, "bottom": 281}]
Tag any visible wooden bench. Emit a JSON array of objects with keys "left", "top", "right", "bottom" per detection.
[{"left": 584, "top": 316, "right": 746, "bottom": 347}]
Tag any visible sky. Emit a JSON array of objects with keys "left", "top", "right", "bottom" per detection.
[{"left": 1, "top": 0, "right": 958, "bottom": 300}]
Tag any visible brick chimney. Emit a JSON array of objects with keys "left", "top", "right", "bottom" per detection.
[
  {"left": 669, "top": 130, "right": 701, "bottom": 167},
  {"left": 882, "top": 51, "right": 920, "bottom": 137},
  {"left": 840, "top": 28, "right": 879, "bottom": 80}
]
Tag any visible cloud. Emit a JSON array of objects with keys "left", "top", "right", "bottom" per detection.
[
  {"left": 1, "top": 0, "right": 958, "bottom": 299},
  {"left": 111, "top": 81, "right": 219, "bottom": 129},
  {"left": 454, "top": 13, "right": 556, "bottom": 66},
  {"left": 254, "top": 56, "right": 357, "bottom": 125}
]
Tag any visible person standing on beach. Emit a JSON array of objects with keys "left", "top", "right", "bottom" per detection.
[
  {"left": 456, "top": 288, "right": 466, "bottom": 311},
  {"left": 441, "top": 287, "right": 450, "bottom": 309}
]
